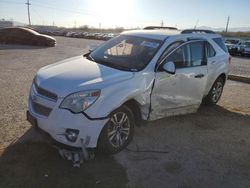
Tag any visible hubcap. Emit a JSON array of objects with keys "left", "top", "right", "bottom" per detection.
[
  {"left": 107, "top": 112, "right": 130, "bottom": 148},
  {"left": 212, "top": 81, "right": 223, "bottom": 103}
]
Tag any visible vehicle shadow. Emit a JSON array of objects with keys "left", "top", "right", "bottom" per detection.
[
  {"left": 0, "top": 44, "right": 51, "bottom": 50},
  {"left": 0, "top": 132, "right": 128, "bottom": 188}
]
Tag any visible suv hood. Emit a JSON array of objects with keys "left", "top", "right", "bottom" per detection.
[{"left": 36, "top": 56, "right": 134, "bottom": 97}]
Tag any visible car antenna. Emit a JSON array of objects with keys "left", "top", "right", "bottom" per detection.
[{"left": 194, "top": 19, "right": 199, "bottom": 29}]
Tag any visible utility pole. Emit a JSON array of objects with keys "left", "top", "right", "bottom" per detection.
[
  {"left": 161, "top": 20, "right": 164, "bottom": 27},
  {"left": 225, "top": 16, "right": 230, "bottom": 33},
  {"left": 25, "top": 0, "right": 31, "bottom": 26}
]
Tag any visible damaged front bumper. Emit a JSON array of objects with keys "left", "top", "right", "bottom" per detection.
[
  {"left": 27, "top": 110, "right": 97, "bottom": 166},
  {"left": 27, "top": 88, "right": 109, "bottom": 148}
]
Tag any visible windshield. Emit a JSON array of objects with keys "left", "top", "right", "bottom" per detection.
[{"left": 89, "top": 35, "right": 163, "bottom": 71}]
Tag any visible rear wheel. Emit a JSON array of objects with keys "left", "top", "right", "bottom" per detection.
[
  {"left": 98, "top": 105, "right": 135, "bottom": 154},
  {"left": 204, "top": 77, "right": 224, "bottom": 105}
]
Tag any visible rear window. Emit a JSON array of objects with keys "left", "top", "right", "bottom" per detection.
[{"left": 213, "top": 38, "right": 228, "bottom": 53}]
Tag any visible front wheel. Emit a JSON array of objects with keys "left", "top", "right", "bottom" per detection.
[
  {"left": 98, "top": 105, "right": 135, "bottom": 154},
  {"left": 204, "top": 77, "right": 224, "bottom": 105}
]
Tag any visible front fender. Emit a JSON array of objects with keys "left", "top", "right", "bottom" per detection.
[{"left": 85, "top": 72, "right": 154, "bottom": 120}]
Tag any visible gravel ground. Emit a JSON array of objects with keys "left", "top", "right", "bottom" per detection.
[
  {"left": 230, "top": 56, "right": 250, "bottom": 77},
  {"left": 0, "top": 37, "right": 249, "bottom": 188}
]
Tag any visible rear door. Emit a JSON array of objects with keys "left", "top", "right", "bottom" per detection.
[{"left": 150, "top": 40, "right": 208, "bottom": 120}]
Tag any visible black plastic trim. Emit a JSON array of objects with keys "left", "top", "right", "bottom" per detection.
[
  {"left": 181, "top": 29, "right": 216, "bottom": 34},
  {"left": 144, "top": 26, "right": 178, "bottom": 30},
  {"left": 82, "top": 112, "right": 109, "bottom": 121}
]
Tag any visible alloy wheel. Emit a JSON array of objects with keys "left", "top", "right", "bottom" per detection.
[
  {"left": 211, "top": 81, "right": 223, "bottom": 103},
  {"left": 107, "top": 112, "right": 130, "bottom": 148}
]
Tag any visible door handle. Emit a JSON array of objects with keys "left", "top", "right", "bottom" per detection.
[{"left": 194, "top": 74, "right": 205, "bottom": 78}]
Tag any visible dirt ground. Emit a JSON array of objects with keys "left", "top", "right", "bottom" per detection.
[{"left": 0, "top": 37, "right": 249, "bottom": 188}]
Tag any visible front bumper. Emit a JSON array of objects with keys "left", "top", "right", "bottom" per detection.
[{"left": 27, "top": 83, "right": 109, "bottom": 148}]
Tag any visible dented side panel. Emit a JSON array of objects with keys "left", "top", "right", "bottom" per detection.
[{"left": 150, "top": 66, "right": 208, "bottom": 120}]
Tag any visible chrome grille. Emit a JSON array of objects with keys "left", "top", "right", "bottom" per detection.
[
  {"left": 34, "top": 81, "right": 58, "bottom": 101},
  {"left": 32, "top": 101, "right": 52, "bottom": 117}
]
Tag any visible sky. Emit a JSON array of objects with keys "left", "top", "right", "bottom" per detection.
[{"left": 0, "top": 0, "right": 250, "bottom": 29}]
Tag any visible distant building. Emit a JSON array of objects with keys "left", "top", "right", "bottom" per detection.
[{"left": 0, "top": 19, "right": 13, "bottom": 28}]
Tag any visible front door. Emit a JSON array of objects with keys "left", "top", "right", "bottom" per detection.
[{"left": 150, "top": 40, "right": 208, "bottom": 120}]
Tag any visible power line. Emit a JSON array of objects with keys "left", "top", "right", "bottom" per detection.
[
  {"left": 0, "top": 0, "right": 23, "bottom": 5},
  {"left": 31, "top": 2, "right": 100, "bottom": 17},
  {"left": 31, "top": 0, "right": 97, "bottom": 15}
]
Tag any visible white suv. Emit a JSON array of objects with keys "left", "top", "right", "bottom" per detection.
[{"left": 27, "top": 27, "right": 230, "bottom": 154}]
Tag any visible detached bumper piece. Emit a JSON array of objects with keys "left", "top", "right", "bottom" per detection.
[{"left": 54, "top": 138, "right": 95, "bottom": 168}]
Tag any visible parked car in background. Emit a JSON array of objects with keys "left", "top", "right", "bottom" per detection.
[
  {"left": 27, "top": 28, "right": 230, "bottom": 155},
  {"left": 225, "top": 38, "right": 241, "bottom": 55},
  {"left": 65, "top": 31, "right": 76, "bottom": 37},
  {"left": 0, "top": 27, "right": 56, "bottom": 47},
  {"left": 240, "top": 40, "right": 250, "bottom": 56}
]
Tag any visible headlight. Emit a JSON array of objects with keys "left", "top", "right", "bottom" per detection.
[{"left": 60, "top": 90, "right": 100, "bottom": 113}]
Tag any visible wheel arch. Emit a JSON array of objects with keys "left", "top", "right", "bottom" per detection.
[
  {"left": 218, "top": 73, "right": 226, "bottom": 84},
  {"left": 123, "top": 99, "right": 143, "bottom": 127}
]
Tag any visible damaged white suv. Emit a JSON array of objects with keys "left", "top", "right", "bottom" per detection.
[{"left": 27, "top": 27, "right": 230, "bottom": 154}]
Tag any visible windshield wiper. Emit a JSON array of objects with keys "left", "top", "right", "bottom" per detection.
[
  {"left": 87, "top": 54, "right": 95, "bottom": 62},
  {"left": 95, "top": 60, "right": 132, "bottom": 71}
]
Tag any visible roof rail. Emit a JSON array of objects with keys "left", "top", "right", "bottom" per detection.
[
  {"left": 144, "top": 26, "right": 178, "bottom": 30},
  {"left": 181, "top": 29, "right": 216, "bottom": 34}
]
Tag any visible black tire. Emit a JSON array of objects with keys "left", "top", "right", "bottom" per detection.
[
  {"left": 97, "top": 105, "right": 135, "bottom": 154},
  {"left": 204, "top": 77, "right": 224, "bottom": 105}
]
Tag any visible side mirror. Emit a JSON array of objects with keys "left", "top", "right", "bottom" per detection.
[{"left": 162, "top": 61, "right": 176, "bottom": 74}]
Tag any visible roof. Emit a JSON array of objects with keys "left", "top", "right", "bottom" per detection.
[{"left": 122, "top": 29, "right": 181, "bottom": 41}]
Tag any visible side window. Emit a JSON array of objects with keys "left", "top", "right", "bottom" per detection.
[
  {"left": 158, "top": 41, "right": 184, "bottom": 63},
  {"left": 164, "top": 41, "right": 205, "bottom": 69},
  {"left": 190, "top": 41, "right": 205, "bottom": 66},
  {"left": 205, "top": 42, "right": 216, "bottom": 58},
  {"left": 213, "top": 38, "right": 228, "bottom": 53},
  {"left": 165, "top": 44, "right": 191, "bottom": 68}
]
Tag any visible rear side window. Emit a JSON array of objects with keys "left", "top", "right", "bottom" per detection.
[
  {"left": 213, "top": 38, "right": 228, "bottom": 53},
  {"left": 206, "top": 42, "right": 216, "bottom": 58}
]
